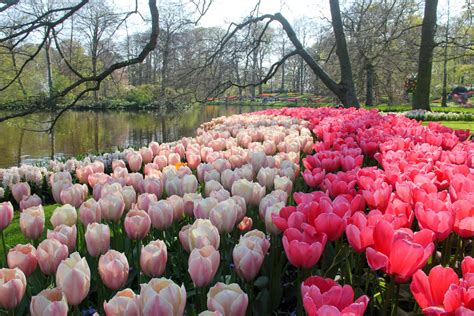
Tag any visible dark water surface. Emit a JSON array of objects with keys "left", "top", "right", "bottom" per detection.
[{"left": 0, "top": 105, "right": 269, "bottom": 168}]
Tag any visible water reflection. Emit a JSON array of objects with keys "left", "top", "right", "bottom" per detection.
[{"left": 0, "top": 105, "right": 268, "bottom": 168}]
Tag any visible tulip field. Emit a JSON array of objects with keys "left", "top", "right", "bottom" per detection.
[{"left": 0, "top": 106, "right": 473, "bottom": 316}]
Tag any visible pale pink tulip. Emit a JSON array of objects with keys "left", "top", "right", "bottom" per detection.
[
  {"left": 12, "top": 182, "right": 30, "bottom": 204},
  {"left": 99, "top": 194, "right": 125, "bottom": 222},
  {"left": 7, "top": 243, "right": 37, "bottom": 277},
  {"left": 148, "top": 200, "right": 174, "bottom": 230},
  {"left": 168, "top": 195, "right": 185, "bottom": 221},
  {"left": 233, "top": 237, "right": 265, "bottom": 281},
  {"left": 141, "top": 239, "right": 167, "bottom": 277},
  {"left": 188, "top": 245, "right": 220, "bottom": 287},
  {"left": 127, "top": 151, "right": 143, "bottom": 172},
  {"left": 30, "top": 287, "right": 68, "bottom": 316},
  {"left": 124, "top": 209, "right": 151, "bottom": 240},
  {"left": 104, "top": 288, "right": 140, "bottom": 316},
  {"left": 207, "top": 283, "right": 248, "bottom": 316},
  {"left": 20, "top": 205, "right": 45, "bottom": 240},
  {"left": 194, "top": 197, "right": 218, "bottom": 219},
  {"left": 209, "top": 199, "right": 239, "bottom": 233},
  {"left": 47, "top": 224, "right": 77, "bottom": 252},
  {"left": 19, "top": 194, "right": 42, "bottom": 211},
  {"left": 0, "top": 201, "right": 14, "bottom": 231},
  {"left": 179, "top": 219, "right": 220, "bottom": 252},
  {"left": 85, "top": 223, "right": 110, "bottom": 257},
  {"left": 0, "top": 268, "right": 27, "bottom": 309},
  {"left": 137, "top": 193, "right": 157, "bottom": 212},
  {"left": 36, "top": 239, "right": 69, "bottom": 275},
  {"left": 79, "top": 198, "right": 101, "bottom": 226},
  {"left": 99, "top": 250, "right": 129, "bottom": 290},
  {"left": 56, "top": 252, "right": 90, "bottom": 305},
  {"left": 140, "top": 278, "right": 186, "bottom": 316}
]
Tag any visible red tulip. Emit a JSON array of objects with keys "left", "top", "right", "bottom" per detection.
[{"left": 453, "top": 200, "right": 474, "bottom": 238}]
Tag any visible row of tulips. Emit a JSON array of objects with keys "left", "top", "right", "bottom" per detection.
[{"left": 0, "top": 107, "right": 472, "bottom": 315}]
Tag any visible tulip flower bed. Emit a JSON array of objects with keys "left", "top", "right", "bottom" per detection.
[{"left": 0, "top": 106, "right": 472, "bottom": 316}]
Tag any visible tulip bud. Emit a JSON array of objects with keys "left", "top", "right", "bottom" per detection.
[
  {"left": 50, "top": 204, "right": 77, "bottom": 228},
  {"left": 0, "top": 201, "right": 14, "bottom": 231},
  {"left": 99, "top": 250, "right": 129, "bottom": 290},
  {"left": 56, "top": 252, "right": 90, "bottom": 305},
  {"left": 47, "top": 224, "right": 77, "bottom": 252},
  {"left": 20, "top": 205, "right": 45, "bottom": 240},
  {"left": 188, "top": 245, "right": 220, "bottom": 287},
  {"left": 79, "top": 198, "right": 101, "bottom": 226},
  {"left": 141, "top": 239, "right": 167, "bottom": 277},
  {"left": 85, "top": 223, "right": 110, "bottom": 257},
  {"left": 124, "top": 209, "right": 151, "bottom": 240}
]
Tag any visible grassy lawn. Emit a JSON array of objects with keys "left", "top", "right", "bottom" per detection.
[
  {"left": 0, "top": 204, "right": 57, "bottom": 257},
  {"left": 372, "top": 104, "right": 474, "bottom": 113},
  {"left": 422, "top": 120, "right": 474, "bottom": 130}
]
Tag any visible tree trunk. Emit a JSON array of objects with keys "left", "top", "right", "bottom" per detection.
[
  {"left": 365, "top": 63, "right": 374, "bottom": 106},
  {"left": 441, "top": 0, "right": 450, "bottom": 107},
  {"left": 250, "top": 48, "right": 257, "bottom": 99},
  {"left": 45, "top": 37, "right": 54, "bottom": 99},
  {"left": 413, "top": 0, "right": 438, "bottom": 111},
  {"left": 329, "top": 0, "right": 359, "bottom": 108}
]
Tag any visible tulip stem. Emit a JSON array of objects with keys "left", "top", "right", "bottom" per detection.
[
  {"left": 1, "top": 230, "right": 7, "bottom": 267},
  {"left": 246, "top": 282, "right": 254, "bottom": 316},
  {"left": 392, "top": 283, "right": 400, "bottom": 316},
  {"left": 383, "top": 277, "right": 395, "bottom": 316},
  {"left": 136, "top": 240, "right": 142, "bottom": 287},
  {"left": 296, "top": 269, "right": 304, "bottom": 316}
]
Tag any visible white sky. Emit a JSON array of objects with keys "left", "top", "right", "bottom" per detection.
[{"left": 113, "top": 0, "right": 467, "bottom": 33}]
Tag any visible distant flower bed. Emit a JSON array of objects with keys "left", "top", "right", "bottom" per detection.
[
  {"left": 0, "top": 107, "right": 472, "bottom": 315},
  {"left": 404, "top": 109, "right": 474, "bottom": 121}
]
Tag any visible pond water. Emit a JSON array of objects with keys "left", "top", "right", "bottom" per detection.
[{"left": 0, "top": 104, "right": 270, "bottom": 168}]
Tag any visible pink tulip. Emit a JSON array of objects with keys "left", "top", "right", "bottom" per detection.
[
  {"left": 0, "top": 201, "right": 14, "bottom": 231},
  {"left": 12, "top": 182, "right": 30, "bottom": 204},
  {"left": 282, "top": 227, "right": 327, "bottom": 269},
  {"left": 36, "top": 238, "right": 69, "bottom": 275},
  {"left": 19, "top": 194, "right": 42, "bottom": 211},
  {"left": 99, "top": 250, "right": 129, "bottom": 290},
  {"left": 301, "top": 276, "right": 369, "bottom": 316},
  {"left": 140, "top": 147, "right": 154, "bottom": 164},
  {"left": 453, "top": 199, "right": 474, "bottom": 238},
  {"left": 257, "top": 167, "right": 277, "bottom": 190},
  {"left": 140, "top": 278, "right": 186, "bottom": 316},
  {"left": 188, "top": 245, "right": 220, "bottom": 287},
  {"left": 47, "top": 224, "right": 77, "bottom": 252},
  {"left": 85, "top": 223, "right": 110, "bottom": 257},
  {"left": 410, "top": 265, "right": 460, "bottom": 314},
  {"left": 366, "top": 220, "right": 435, "bottom": 283},
  {"left": 141, "top": 239, "right": 167, "bottom": 277},
  {"left": 99, "top": 194, "right": 125, "bottom": 222},
  {"left": 56, "top": 252, "right": 90, "bottom": 305},
  {"left": 104, "top": 288, "right": 140, "bottom": 316},
  {"left": 233, "top": 237, "right": 265, "bottom": 281},
  {"left": 414, "top": 200, "right": 453, "bottom": 241},
  {"left": 122, "top": 186, "right": 137, "bottom": 211},
  {"left": 7, "top": 243, "right": 37, "bottom": 277},
  {"left": 20, "top": 205, "right": 45, "bottom": 240},
  {"left": 124, "top": 209, "right": 151, "bottom": 240},
  {"left": 207, "top": 282, "right": 248, "bottom": 316},
  {"left": 30, "top": 287, "right": 68, "bottom": 316},
  {"left": 0, "top": 268, "right": 27, "bottom": 309},
  {"left": 79, "top": 198, "right": 101, "bottom": 226},
  {"left": 182, "top": 174, "right": 198, "bottom": 194},
  {"left": 302, "top": 168, "right": 325, "bottom": 189}
]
